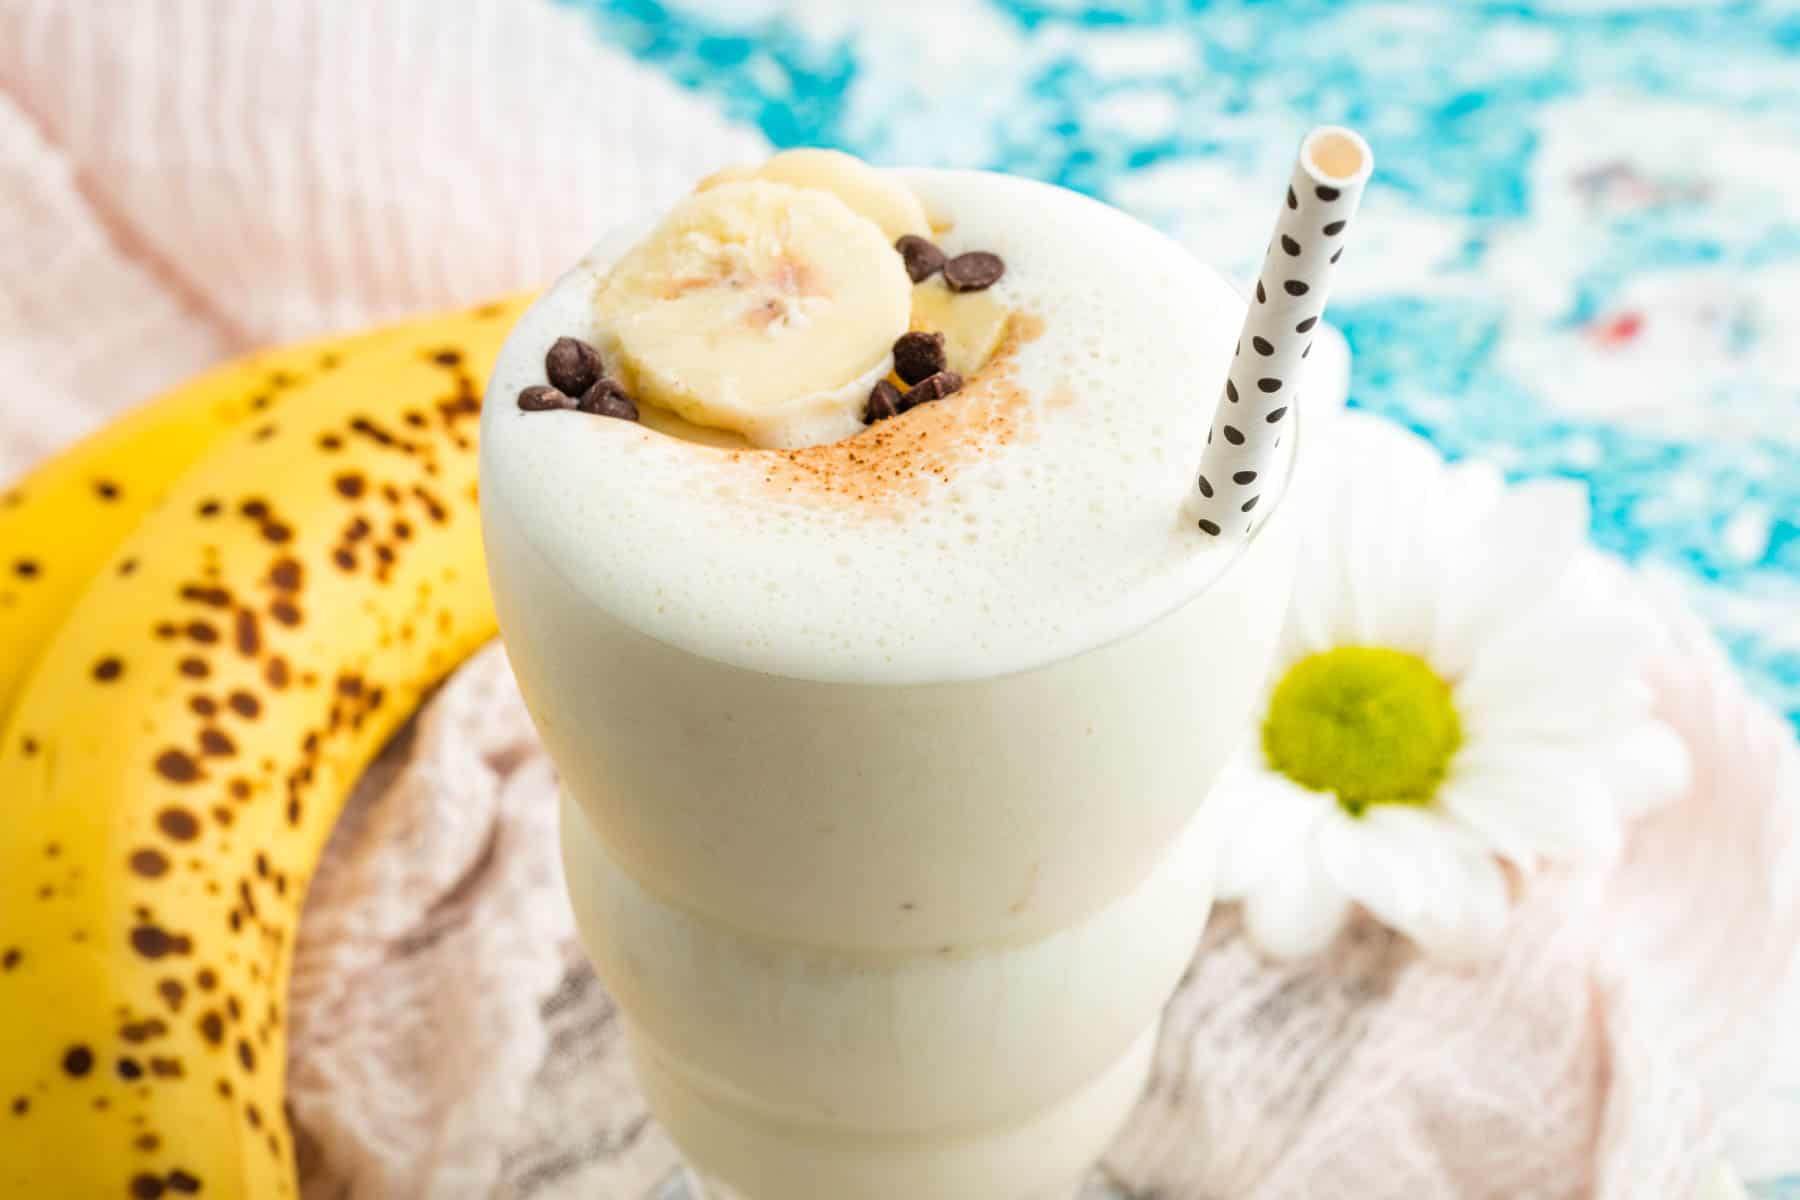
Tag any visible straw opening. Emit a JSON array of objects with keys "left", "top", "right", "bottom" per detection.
[{"left": 1302, "top": 127, "right": 1371, "bottom": 185}]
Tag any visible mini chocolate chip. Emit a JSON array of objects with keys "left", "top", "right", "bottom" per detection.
[
  {"left": 894, "top": 235, "right": 946, "bottom": 283},
  {"left": 942, "top": 251, "right": 1005, "bottom": 292},
  {"left": 577, "top": 379, "right": 639, "bottom": 422},
  {"left": 899, "top": 370, "right": 963, "bottom": 411},
  {"left": 892, "top": 331, "right": 947, "bottom": 385},
  {"left": 1252, "top": 336, "right": 1274, "bottom": 356},
  {"left": 1198, "top": 519, "right": 1222, "bottom": 536},
  {"left": 545, "top": 337, "right": 604, "bottom": 396},
  {"left": 517, "top": 386, "right": 569, "bottom": 413},
  {"left": 864, "top": 379, "right": 902, "bottom": 425}
]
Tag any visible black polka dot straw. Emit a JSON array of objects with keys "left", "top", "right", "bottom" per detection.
[{"left": 1192, "top": 126, "right": 1372, "bottom": 537}]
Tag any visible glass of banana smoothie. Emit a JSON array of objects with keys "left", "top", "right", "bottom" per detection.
[{"left": 481, "top": 150, "right": 1340, "bottom": 1200}]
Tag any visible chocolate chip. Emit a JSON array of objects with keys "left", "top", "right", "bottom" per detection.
[
  {"left": 892, "top": 331, "right": 947, "bottom": 385},
  {"left": 577, "top": 379, "right": 639, "bottom": 422},
  {"left": 545, "top": 337, "right": 604, "bottom": 396},
  {"left": 900, "top": 370, "right": 963, "bottom": 411},
  {"left": 517, "top": 386, "right": 569, "bottom": 412},
  {"left": 864, "top": 380, "right": 902, "bottom": 424},
  {"left": 895, "top": 235, "right": 946, "bottom": 283},
  {"left": 943, "top": 252, "right": 1005, "bottom": 292}
]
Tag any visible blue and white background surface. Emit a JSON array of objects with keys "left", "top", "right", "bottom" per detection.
[
  {"left": 561, "top": 0, "right": 1799, "bottom": 1191},
  {"left": 572, "top": 0, "right": 1800, "bottom": 729}
]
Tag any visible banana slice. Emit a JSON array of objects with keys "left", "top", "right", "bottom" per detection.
[
  {"left": 715, "top": 148, "right": 932, "bottom": 243},
  {"left": 696, "top": 164, "right": 755, "bottom": 191},
  {"left": 594, "top": 180, "right": 911, "bottom": 448},
  {"left": 911, "top": 278, "right": 1013, "bottom": 377}
]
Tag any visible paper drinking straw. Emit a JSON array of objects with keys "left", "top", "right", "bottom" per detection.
[{"left": 1192, "top": 126, "right": 1372, "bottom": 537}]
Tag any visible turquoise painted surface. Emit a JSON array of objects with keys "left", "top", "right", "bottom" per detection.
[{"left": 562, "top": 0, "right": 1800, "bottom": 744}]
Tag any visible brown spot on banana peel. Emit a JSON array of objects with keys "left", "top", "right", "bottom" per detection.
[{"left": 0, "top": 300, "right": 521, "bottom": 1198}]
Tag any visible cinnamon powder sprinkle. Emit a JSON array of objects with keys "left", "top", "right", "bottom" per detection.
[{"left": 725, "top": 311, "right": 1044, "bottom": 508}]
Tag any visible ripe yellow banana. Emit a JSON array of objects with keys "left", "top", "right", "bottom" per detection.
[
  {"left": 0, "top": 296, "right": 527, "bottom": 1198},
  {"left": 0, "top": 337, "right": 370, "bottom": 722}
]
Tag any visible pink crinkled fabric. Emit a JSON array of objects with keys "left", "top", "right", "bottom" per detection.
[{"left": 2, "top": 3, "right": 1796, "bottom": 1198}]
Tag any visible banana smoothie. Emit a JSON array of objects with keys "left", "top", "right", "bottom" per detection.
[{"left": 481, "top": 151, "right": 1332, "bottom": 1199}]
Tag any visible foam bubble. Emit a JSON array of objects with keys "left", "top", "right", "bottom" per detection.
[{"left": 481, "top": 169, "right": 1316, "bottom": 685}]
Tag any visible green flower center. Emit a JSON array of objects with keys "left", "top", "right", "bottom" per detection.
[{"left": 1261, "top": 646, "right": 1462, "bottom": 817}]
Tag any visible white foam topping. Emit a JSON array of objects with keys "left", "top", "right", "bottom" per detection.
[{"left": 481, "top": 169, "right": 1323, "bottom": 685}]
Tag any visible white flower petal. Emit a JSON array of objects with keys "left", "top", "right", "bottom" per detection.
[
  {"left": 1589, "top": 718, "right": 1692, "bottom": 821},
  {"left": 1398, "top": 459, "right": 1504, "bottom": 661},
  {"left": 1316, "top": 805, "right": 1511, "bottom": 961},
  {"left": 1576, "top": 551, "right": 1679, "bottom": 660},
  {"left": 1426, "top": 458, "right": 1506, "bottom": 538},
  {"left": 1293, "top": 413, "right": 1445, "bottom": 654},
  {"left": 1307, "top": 486, "right": 1368, "bottom": 650},
  {"left": 1441, "top": 740, "right": 1624, "bottom": 866},
  {"left": 1458, "top": 555, "right": 1660, "bottom": 716},
  {"left": 1459, "top": 628, "right": 1644, "bottom": 710},
  {"left": 1429, "top": 479, "right": 1590, "bottom": 678},
  {"left": 1240, "top": 834, "right": 1353, "bottom": 961},
  {"left": 1340, "top": 425, "right": 1448, "bottom": 650},
  {"left": 1455, "top": 672, "right": 1654, "bottom": 743},
  {"left": 1455, "top": 611, "right": 1655, "bottom": 743},
  {"left": 1212, "top": 760, "right": 1327, "bottom": 900},
  {"left": 1280, "top": 590, "right": 1335, "bottom": 662}
]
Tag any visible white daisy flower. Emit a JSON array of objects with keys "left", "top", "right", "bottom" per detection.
[{"left": 1216, "top": 411, "right": 1691, "bottom": 962}]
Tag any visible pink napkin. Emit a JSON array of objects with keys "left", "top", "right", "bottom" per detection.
[
  {"left": 0, "top": 0, "right": 763, "bottom": 481},
  {"left": 4, "top": 4, "right": 1796, "bottom": 1198}
]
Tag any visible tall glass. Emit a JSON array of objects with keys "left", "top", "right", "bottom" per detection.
[{"left": 482, "top": 169, "right": 1309, "bottom": 1200}]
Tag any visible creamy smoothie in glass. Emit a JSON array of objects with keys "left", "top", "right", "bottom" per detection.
[{"left": 480, "top": 150, "right": 1342, "bottom": 1200}]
